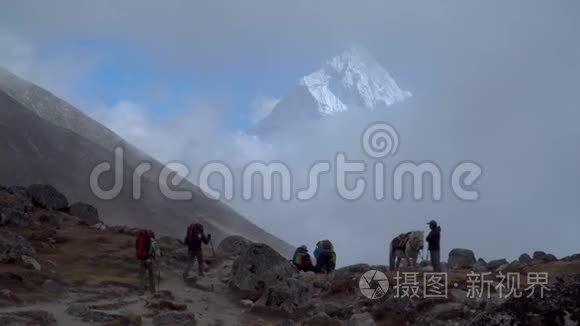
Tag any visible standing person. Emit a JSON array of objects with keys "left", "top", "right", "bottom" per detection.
[
  {"left": 314, "top": 240, "right": 336, "bottom": 274},
  {"left": 426, "top": 220, "right": 442, "bottom": 272},
  {"left": 183, "top": 223, "right": 211, "bottom": 280},
  {"left": 291, "top": 245, "right": 314, "bottom": 272},
  {"left": 136, "top": 229, "right": 156, "bottom": 294}
]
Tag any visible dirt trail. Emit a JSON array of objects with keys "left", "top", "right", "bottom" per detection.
[{"left": 0, "top": 259, "right": 259, "bottom": 326}]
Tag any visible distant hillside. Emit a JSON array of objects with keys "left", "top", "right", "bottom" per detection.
[{"left": 0, "top": 69, "right": 293, "bottom": 257}]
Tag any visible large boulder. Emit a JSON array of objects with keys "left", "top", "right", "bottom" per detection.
[
  {"left": 518, "top": 253, "right": 532, "bottom": 264},
  {"left": 448, "top": 249, "right": 476, "bottom": 270},
  {"left": 532, "top": 251, "right": 557, "bottom": 262},
  {"left": 28, "top": 184, "right": 69, "bottom": 211},
  {"left": 217, "top": 235, "right": 253, "bottom": 257},
  {"left": 254, "top": 277, "right": 313, "bottom": 313},
  {"left": 532, "top": 251, "right": 547, "bottom": 261},
  {"left": 69, "top": 202, "right": 100, "bottom": 225},
  {"left": 230, "top": 243, "right": 297, "bottom": 299},
  {"left": 0, "top": 230, "right": 36, "bottom": 262}
]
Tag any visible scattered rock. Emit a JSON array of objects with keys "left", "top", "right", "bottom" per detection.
[
  {"left": 486, "top": 259, "right": 508, "bottom": 271},
  {"left": 28, "top": 184, "right": 69, "bottom": 211},
  {"left": 38, "top": 212, "right": 65, "bottom": 226},
  {"left": 0, "top": 208, "right": 31, "bottom": 226},
  {"left": 92, "top": 222, "right": 107, "bottom": 231},
  {"left": 468, "top": 274, "right": 580, "bottom": 326},
  {"left": 0, "top": 310, "right": 57, "bottom": 326},
  {"left": 7, "top": 186, "right": 30, "bottom": 198},
  {"left": 69, "top": 202, "right": 100, "bottom": 225},
  {"left": 188, "top": 279, "right": 214, "bottom": 292},
  {"left": 1, "top": 186, "right": 34, "bottom": 212},
  {"left": 0, "top": 230, "right": 36, "bottom": 262},
  {"left": 275, "top": 320, "right": 296, "bottom": 326},
  {"left": 254, "top": 277, "right": 313, "bottom": 313},
  {"left": 347, "top": 312, "right": 376, "bottom": 326},
  {"left": 424, "top": 302, "right": 466, "bottom": 321},
  {"left": 319, "top": 302, "right": 344, "bottom": 317},
  {"left": 152, "top": 312, "right": 197, "bottom": 326},
  {"left": 145, "top": 299, "right": 187, "bottom": 312},
  {"left": 313, "top": 280, "right": 331, "bottom": 290},
  {"left": 110, "top": 226, "right": 140, "bottom": 236},
  {"left": 372, "top": 295, "right": 416, "bottom": 318},
  {"left": 518, "top": 253, "right": 532, "bottom": 264},
  {"left": 0, "top": 289, "right": 23, "bottom": 305},
  {"left": 472, "top": 259, "right": 487, "bottom": 272},
  {"left": 448, "top": 249, "right": 476, "bottom": 270},
  {"left": 335, "top": 264, "right": 371, "bottom": 276},
  {"left": 102, "top": 315, "right": 142, "bottom": 326},
  {"left": 300, "top": 271, "right": 317, "bottom": 282},
  {"left": 21, "top": 255, "right": 41, "bottom": 271},
  {"left": 66, "top": 303, "right": 131, "bottom": 323},
  {"left": 42, "top": 280, "right": 63, "bottom": 293},
  {"left": 240, "top": 299, "right": 254, "bottom": 307},
  {"left": 303, "top": 312, "right": 342, "bottom": 326},
  {"left": 230, "top": 243, "right": 297, "bottom": 299},
  {"left": 369, "top": 265, "right": 388, "bottom": 273},
  {"left": 28, "top": 229, "right": 58, "bottom": 245},
  {"left": 217, "top": 235, "right": 253, "bottom": 257},
  {"left": 562, "top": 253, "right": 580, "bottom": 262}
]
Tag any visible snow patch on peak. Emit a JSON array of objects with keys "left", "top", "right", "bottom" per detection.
[
  {"left": 301, "top": 70, "right": 348, "bottom": 116},
  {"left": 299, "top": 47, "right": 411, "bottom": 116}
]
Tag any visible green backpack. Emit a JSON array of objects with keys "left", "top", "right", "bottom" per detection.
[{"left": 149, "top": 238, "right": 161, "bottom": 259}]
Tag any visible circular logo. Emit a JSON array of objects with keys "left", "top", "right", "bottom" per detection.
[
  {"left": 361, "top": 122, "right": 400, "bottom": 159},
  {"left": 359, "top": 270, "right": 389, "bottom": 299}
]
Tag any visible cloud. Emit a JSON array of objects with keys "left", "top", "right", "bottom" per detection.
[
  {"left": 251, "top": 96, "right": 279, "bottom": 124},
  {"left": 0, "top": 31, "right": 97, "bottom": 105},
  {"left": 1, "top": 1, "right": 579, "bottom": 266}
]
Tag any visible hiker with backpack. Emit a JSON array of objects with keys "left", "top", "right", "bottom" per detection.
[
  {"left": 136, "top": 229, "right": 157, "bottom": 294},
  {"left": 314, "top": 240, "right": 336, "bottom": 274},
  {"left": 291, "top": 245, "right": 315, "bottom": 272},
  {"left": 183, "top": 223, "right": 211, "bottom": 279}
]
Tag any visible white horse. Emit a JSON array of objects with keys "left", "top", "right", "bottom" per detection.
[{"left": 389, "top": 231, "right": 424, "bottom": 271}]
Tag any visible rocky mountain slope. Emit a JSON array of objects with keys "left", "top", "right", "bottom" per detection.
[
  {"left": 1, "top": 184, "right": 579, "bottom": 325},
  {"left": 250, "top": 47, "right": 411, "bottom": 136},
  {"left": 0, "top": 68, "right": 293, "bottom": 257}
]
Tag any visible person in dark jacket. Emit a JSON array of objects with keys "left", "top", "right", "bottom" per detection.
[
  {"left": 426, "top": 220, "right": 442, "bottom": 272},
  {"left": 183, "top": 223, "right": 211, "bottom": 279}
]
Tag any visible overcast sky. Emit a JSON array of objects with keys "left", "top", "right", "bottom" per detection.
[{"left": 1, "top": 0, "right": 579, "bottom": 265}]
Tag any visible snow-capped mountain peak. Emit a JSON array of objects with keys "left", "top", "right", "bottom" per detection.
[
  {"left": 249, "top": 47, "right": 411, "bottom": 136},
  {"left": 299, "top": 47, "right": 411, "bottom": 116}
]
